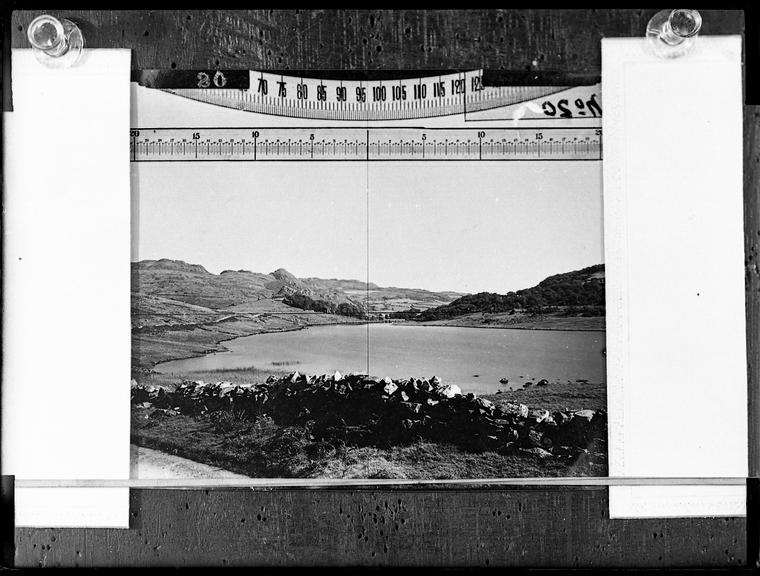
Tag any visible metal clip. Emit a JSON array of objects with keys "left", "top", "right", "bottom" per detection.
[{"left": 27, "top": 14, "right": 84, "bottom": 68}]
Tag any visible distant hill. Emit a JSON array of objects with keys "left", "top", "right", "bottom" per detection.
[
  {"left": 415, "top": 264, "right": 605, "bottom": 322},
  {"left": 131, "top": 259, "right": 462, "bottom": 324},
  {"left": 303, "top": 277, "right": 380, "bottom": 291},
  {"left": 138, "top": 258, "right": 210, "bottom": 275}
]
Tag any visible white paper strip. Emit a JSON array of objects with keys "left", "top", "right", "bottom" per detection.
[
  {"left": 603, "top": 36, "right": 747, "bottom": 517},
  {"left": 2, "top": 49, "right": 132, "bottom": 527}
]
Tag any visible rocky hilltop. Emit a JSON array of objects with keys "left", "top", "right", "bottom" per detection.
[
  {"left": 133, "top": 259, "right": 360, "bottom": 312},
  {"left": 138, "top": 259, "right": 211, "bottom": 275}
]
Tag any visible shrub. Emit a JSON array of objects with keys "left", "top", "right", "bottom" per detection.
[{"left": 209, "top": 408, "right": 250, "bottom": 434}]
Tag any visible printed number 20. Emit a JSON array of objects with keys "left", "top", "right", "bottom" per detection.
[{"left": 197, "top": 71, "right": 228, "bottom": 88}]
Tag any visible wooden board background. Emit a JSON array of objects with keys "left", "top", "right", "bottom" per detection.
[{"left": 7, "top": 9, "right": 757, "bottom": 568}]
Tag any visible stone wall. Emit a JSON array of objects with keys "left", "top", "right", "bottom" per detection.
[{"left": 132, "top": 371, "right": 607, "bottom": 460}]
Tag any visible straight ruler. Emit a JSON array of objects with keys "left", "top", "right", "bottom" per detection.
[{"left": 130, "top": 128, "right": 602, "bottom": 162}]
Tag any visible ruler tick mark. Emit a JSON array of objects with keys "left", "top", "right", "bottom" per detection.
[{"left": 130, "top": 127, "right": 602, "bottom": 163}]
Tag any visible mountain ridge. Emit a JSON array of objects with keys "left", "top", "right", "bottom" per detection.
[{"left": 132, "top": 259, "right": 464, "bottom": 318}]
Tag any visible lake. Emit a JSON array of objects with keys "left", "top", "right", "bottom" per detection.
[{"left": 155, "top": 324, "right": 606, "bottom": 395}]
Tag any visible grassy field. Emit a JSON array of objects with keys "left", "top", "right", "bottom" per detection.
[
  {"left": 132, "top": 406, "right": 607, "bottom": 480},
  {"left": 135, "top": 365, "right": 289, "bottom": 388},
  {"left": 483, "top": 381, "right": 607, "bottom": 413}
]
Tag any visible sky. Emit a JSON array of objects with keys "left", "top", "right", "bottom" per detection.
[{"left": 133, "top": 160, "right": 603, "bottom": 294}]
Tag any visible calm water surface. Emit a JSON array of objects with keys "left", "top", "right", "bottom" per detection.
[{"left": 156, "top": 324, "right": 606, "bottom": 395}]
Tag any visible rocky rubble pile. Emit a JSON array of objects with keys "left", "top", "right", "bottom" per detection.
[{"left": 132, "top": 372, "right": 606, "bottom": 459}]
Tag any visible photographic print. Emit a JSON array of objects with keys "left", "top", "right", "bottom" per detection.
[{"left": 129, "top": 71, "right": 607, "bottom": 481}]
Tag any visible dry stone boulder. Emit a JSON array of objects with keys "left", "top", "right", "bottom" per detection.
[
  {"left": 435, "top": 383, "right": 461, "bottom": 399},
  {"left": 529, "top": 409, "right": 550, "bottom": 424},
  {"left": 573, "top": 409, "right": 595, "bottom": 422},
  {"left": 521, "top": 428, "right": 544, "bottom": 448},
  {"left": 519, "top": 447, "right": 553, "bottom": 459},
  {"left": 382, "top": 381, "right": 398, "bottom": 396},
  {"left": 501, "top": 403, "right": 529, "bottom": 419}
]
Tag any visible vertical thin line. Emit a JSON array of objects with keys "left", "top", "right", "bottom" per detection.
[{"left": 366, "top": 128, "right": 370, "bottom": 375}]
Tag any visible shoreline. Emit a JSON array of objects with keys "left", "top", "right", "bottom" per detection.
[
  {"left": 148, "top": 319, "right": 606, "bottom": 374},
  {"left": 143, "top": 316, "right": 365, "bottom": 372},
  {"left": 396, "top": 321, "right": 605, "bottom": 333}
]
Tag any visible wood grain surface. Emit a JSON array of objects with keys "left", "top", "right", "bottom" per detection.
[
  {"left": 8, "top": 9, "right": 745, "bottom": 71},
  {"left": 9, "top": 488, "right": 748, "bottom": 568},
  {"left": 7, "top": 9, "right": 757, "bottom": 568}
]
